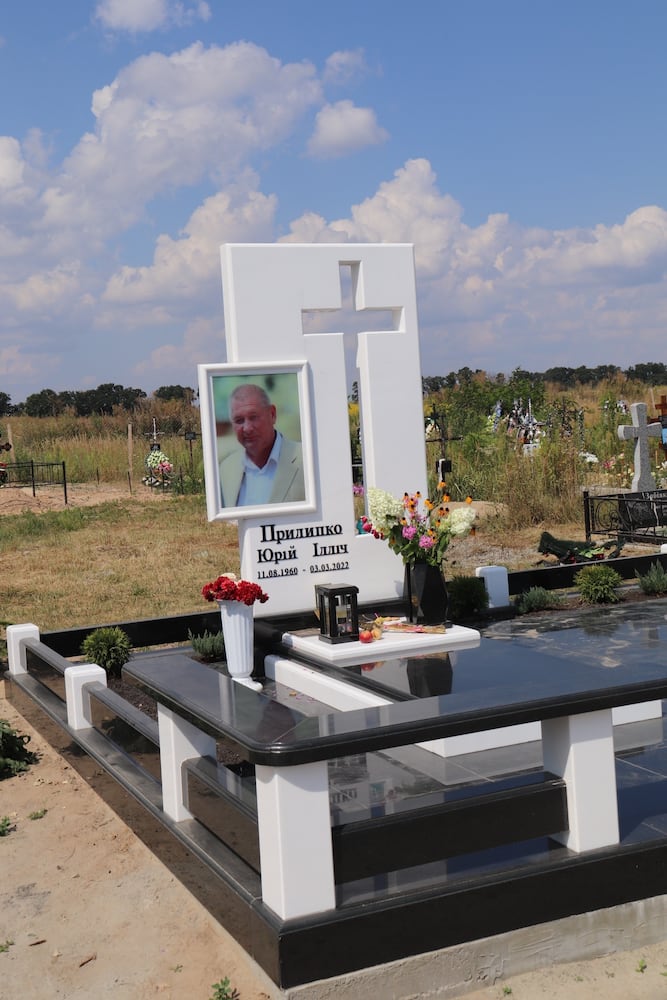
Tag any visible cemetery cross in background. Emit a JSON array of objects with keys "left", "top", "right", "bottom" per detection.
[{"left": 617, "top": 402, "right": 661, "bottom": 492}]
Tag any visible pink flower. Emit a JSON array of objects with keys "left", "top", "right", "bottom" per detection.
[
  {"left": 418, "top": 535, "right": 435, "bottom": 550},
  {"left": 402, "top": 525, "right": 417, "bottom": 540}
]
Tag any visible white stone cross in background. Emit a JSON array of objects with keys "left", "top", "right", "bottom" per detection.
[{"left": 617, "top": 402, "right": 661, "bottom": 492}]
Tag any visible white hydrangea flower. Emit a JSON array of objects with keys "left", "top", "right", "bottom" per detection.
[
  {"left": 367, "top": 487, "right": 405, "bottom": 534},
  {"left": 447, "top": 507, "right": 476, "bottom": 536}
]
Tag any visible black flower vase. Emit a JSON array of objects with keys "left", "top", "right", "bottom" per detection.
[{"left": 404, "top": 562, "right": 449, "bottom": 625}]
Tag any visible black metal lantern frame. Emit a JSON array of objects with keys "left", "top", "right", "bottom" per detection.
[{"left": 315, "top": 584, "right": 360, "bottom": 644}]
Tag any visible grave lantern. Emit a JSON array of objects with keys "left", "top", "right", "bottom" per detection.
[{"left": 315, "top": 584, "right": 359, "bottom": 643}]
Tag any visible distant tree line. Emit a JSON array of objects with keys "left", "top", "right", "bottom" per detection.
[
  {"left": 0, "top": 383, "right": 196, "bottom": 417},
  {"left": 421, "top": 362, "right": 667, "bottom": 396},
  {"left": 3, "top": 361, "right": 667, "bottom": 421}
]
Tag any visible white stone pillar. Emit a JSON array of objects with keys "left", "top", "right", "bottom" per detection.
[
  {"left": 542, "top": 709, "right": 619, "bottom": 852},
  {"left": 476, "top": 565, "right": 510, "bottom": 608},
  {"left": 255, "top": 760, "right": 335, "bottom": 919},
  {"left": 157, "top": 704, "right": 216, "bottom": 822},
  {"left": 65, "top": 664, "right": 107, "bottom": 729},
  {"left": 6, "top": 623, "right": 40, "bottom": 675}
]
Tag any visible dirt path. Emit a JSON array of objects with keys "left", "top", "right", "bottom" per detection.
[{"left": 0, "top": 482, "right": 166, "bottom": 517}]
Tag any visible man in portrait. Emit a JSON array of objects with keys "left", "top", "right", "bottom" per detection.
[{"left": 219, "top": 383, "right": 305, "bottom": 507}]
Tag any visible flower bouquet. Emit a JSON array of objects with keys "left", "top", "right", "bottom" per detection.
[
  {"left": 362, "top": 484, "right": 476, "bottom": 624},
  {"left": 146, "top": 448, "right": 172, "bottom": 474},
  {"left": 202, "top": 573, "right": 269, "bottom": 606},
  {"left": 362, "top": 483, "right": 476, "bottom": 568}
]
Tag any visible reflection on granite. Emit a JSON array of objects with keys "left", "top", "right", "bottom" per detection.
[
  {"left": 333, "top": 598, "right": 667, "bottom": 702},
  {"left": 336, "top": 711, "right": 667, "bottom": 906},
  {"left": 483, "top": 597, "right": 667, "bottom": 661}
]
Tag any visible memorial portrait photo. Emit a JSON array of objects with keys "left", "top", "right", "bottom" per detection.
[{"left": 198, "top": 362, "right": 315, "bottom": 521}]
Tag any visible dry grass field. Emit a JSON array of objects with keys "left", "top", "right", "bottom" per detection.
[
  {"left": 0, "top": 479, "right": 644, "bottom": 637},
  {"left": 0, "top": 484, "right": 239, "bottom": 633}
]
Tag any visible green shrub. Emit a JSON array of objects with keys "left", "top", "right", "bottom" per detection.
[
  {"left": 575, "top": 564, "right": 623, "bottom": 604},
  {"left": 636, "top": 560, "right": 667, "bottom": 596},
  {"left": 188, "top": 629, "right": 225, "bottom": 662},
  {"left": 209, "top": 978, "right": 240, "bottom": 1000},
  {"left": 447, "top": 575, "right": 489, "bottom": 620},
  {"left": 0, "top": 719, "right": 38, "bottom": 779},
  {"left": 515, "top": 587, "right": 564, "bottom": 614},
  {"left": 80, "top": 626, "right": 132, "bottom": 676}
]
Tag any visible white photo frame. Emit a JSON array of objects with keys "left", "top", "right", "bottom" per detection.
[{"left": 198, "top": 361, "right": 316, "bottom": 522}]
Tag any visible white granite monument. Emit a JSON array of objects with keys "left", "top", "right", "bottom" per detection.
[{"left": 199, "top": 244, "right": 430, "bottom": 617}]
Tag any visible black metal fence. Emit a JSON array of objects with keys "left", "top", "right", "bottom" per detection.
[
  {"left": 584, "top": 488, "right": 667, "bottom": 544},
  {"left": 0, "top": 461, "right": 68, "bottom": 504}
]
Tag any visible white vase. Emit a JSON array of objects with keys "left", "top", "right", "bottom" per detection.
[{"left": 217, "top": 600, "right": 262, "bottom": 691}]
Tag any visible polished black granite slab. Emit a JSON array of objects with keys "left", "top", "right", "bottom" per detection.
[
  {"left": 308, "top": 598, "right": 667, "bottom": 700},
  {"left": 125, "top": 600, "right": 667, "bottom": 765}
]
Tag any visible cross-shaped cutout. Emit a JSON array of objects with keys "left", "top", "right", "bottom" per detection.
[{"left": 301, "top": 265, "right": 399, "bottom": 390}]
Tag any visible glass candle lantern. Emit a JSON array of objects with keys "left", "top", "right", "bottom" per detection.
[{"left": 315, "top": 584, "right": 360, "bottom": 643}]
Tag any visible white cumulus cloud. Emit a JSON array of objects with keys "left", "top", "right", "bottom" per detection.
[
  {"left": 101, "top": 174, "right": 277, "bottom": 312},
  {"left": 306, "top": 100, "right": 389, "bottom": 159},
  {"left": 37, "top": 42, "right": 321, "bottom": 246},
  {"left": 323, "top": 49, "right": 368, "bottom": 85},
  {"left": 95, "top": 0, "right": 211, "bottom": 33},
  {"left": 284, "top": 158, "right": 667, "bottom": 375}
]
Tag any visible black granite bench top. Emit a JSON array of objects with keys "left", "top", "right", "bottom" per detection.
[{"left": 123, "top": 647, "right": 667, "bottom": 766}]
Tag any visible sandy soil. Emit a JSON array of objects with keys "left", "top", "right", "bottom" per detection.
[
  {"left": 0, "top": 698, "right": 276, "bottom": 1000},
  {"left": 0, "top": 481, "right": 165, "bottom": 517}
]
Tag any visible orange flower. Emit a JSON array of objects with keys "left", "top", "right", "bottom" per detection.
[
  {"left": 465, "top": 496, "right": 473, "bottom": 504},
  {"left": 443, "top": 494, "right": 450, "bottom": 502},
  {"left": 437, "top": 480, "right": 447, "bottom": 491}
]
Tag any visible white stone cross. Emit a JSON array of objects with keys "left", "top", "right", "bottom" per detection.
[{"left": 617, "top": 402, "right": 661, "bottom": 492}]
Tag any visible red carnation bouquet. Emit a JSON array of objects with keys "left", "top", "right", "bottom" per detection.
[{"left": 202, "top": 572, "right": 269, "bottom": 607}]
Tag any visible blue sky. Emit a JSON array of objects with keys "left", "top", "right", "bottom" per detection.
[{"left": 2, "top": 0, "right": 667, "bottom": 404}]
